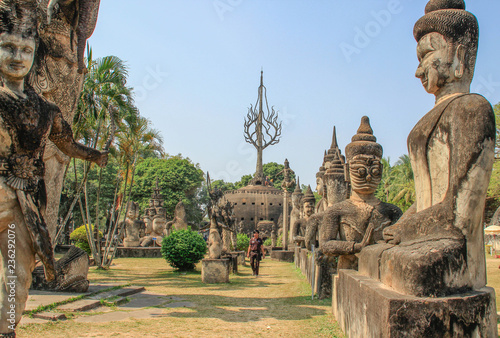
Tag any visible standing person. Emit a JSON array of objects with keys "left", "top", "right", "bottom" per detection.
[{"left": 247, "top": 230, "right": 265, "bottom": 276}]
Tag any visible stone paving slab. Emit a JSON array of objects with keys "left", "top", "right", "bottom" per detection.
[
  {"left": 74, "top": 308, "right": 168, "bottom": 323},
  {"left": 116, "top": 292, "right": 175, "bottom": 310},
  {"left": 25, "top": 284, "right": 119, "bottom": 312},
  {"left": 33, "top": 312, "right": 67, "bottom": 321},
  {"left": 56, "top": 299, "right": 101, "bottom": 312},
  {"left": 88, "top": 286, "right": 146, "bottom": 301}
]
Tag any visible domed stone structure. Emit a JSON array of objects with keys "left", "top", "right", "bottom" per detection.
[{"left": 224, "top": 184, "right": 284, "bottom": 236}]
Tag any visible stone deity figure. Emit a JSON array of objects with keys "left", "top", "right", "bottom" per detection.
[
  {"left": 318, "top": 117, "right": 402, "bottom": 270},
  {"left": 315, "top": 162, "right": 327, "bottom": 213},
  {"left": 0, "top": 2, "right": 107, "bottom": 335},
  {"left": 292, "top": 186, "right": 315, "bottom": 248},
  {"left": 29, "top": 0, "right": 101, "bottom": 242},
  {"left": 208, "top": 213, "right": 223, "bottom": 259},
  {"left": 370, "top": 0, "right": 496, "bottom": 297},
  {"left": 166, "top": 200, "right": 188, "bottom": 232},
  {"left": 140, "top": 207, "right": 167, "bottom": 247},
  {"left": 277, "top": 158, "right": 295, "bottom": 191},
  {"left": 122, "top": 202, "right": 141, "bottom": 248},
  {"left": 288, "top": 178, "right": 303, "bottom": 246}
]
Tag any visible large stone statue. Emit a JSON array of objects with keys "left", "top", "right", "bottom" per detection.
[
  {"left": 122, "top": 202, "right": 141, "bottom": 248},
  {"left": 318, "top": 117, "right": 402, "bottom": 270},
  {"left": 291, "top": 186, "right": 315, "bottom": 248},
  {"left": 166, "top": 200, "right": 188, "bottom": 232},
  {"left": 29, "top": 0, "right": 101, "bottom": 242},
  {"left": 0, "top": 1, "right": 107, "bottom": 335},
  {"left": 288, "top": 178, "right": 303, "bottom": 246},
  {"left": 334, "top": 1, "right": 498, "bottom": 336},
  {"left": 140, "top": 180, "right": 168, "bottom": 247},
  {"left": 376, "top": 0, "right": 495, "bottom": 297}
]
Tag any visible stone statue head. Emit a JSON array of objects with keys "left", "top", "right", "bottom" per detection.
[
  {"left": 302, "top": 185, "right": 316, "bottom": 218},
  {"left": 292, "top": 178, "right": 303, "bottom": 209},
  {"left": 316, "top": 161, "right": 326, "bottom": 196},
  {"left": 345, "top": 117, "right": 383, "bottom": 196},
  {"left": 125, "top": 202, "right": 139, "bottom": 220},
  {"left": 413, "top": 0, "right": 478, "bottom": 94},
  {"left": 0, "top": 0, "right": 37, "bottom": 84}
]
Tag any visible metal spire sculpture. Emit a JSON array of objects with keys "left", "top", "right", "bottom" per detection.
[{"left": 244, "top": 70, "right": 282, "bottom": 185}]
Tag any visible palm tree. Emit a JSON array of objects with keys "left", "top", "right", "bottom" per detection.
[{"left": 387, "top": 155, "right": 415, "bottom": 211}]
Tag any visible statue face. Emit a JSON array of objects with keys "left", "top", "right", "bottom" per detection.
[
  {"left": 0, "top": 33, "right": 35, "bottom": 81},
  {"left": 316, "top": 177, "right": 324, "bottom": 196},
  {"left": 415, "top": 33, "right": 462, "bottom": 95},
  {"left": 349, "top": 155, "right": 382, "bottom": 195},
  {"left": 303, "top": 202, "right": 314, "bottom": 217}
]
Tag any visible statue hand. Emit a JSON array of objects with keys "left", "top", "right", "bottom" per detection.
[
  {"left": 95, "top": 151, "right": 109, "bottom": 168},
  {"left": 383, "top": 225, "right": 401, "bottom": 244}
]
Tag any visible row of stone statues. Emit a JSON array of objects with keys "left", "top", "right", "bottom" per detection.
[{"left": 120, "top": 179, "right": 189, "bottom": 248}]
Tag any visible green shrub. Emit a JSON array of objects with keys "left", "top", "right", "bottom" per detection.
[
  {"left": 70, "top": 225, "right": 102, "bottom": 256},
  {"left": 161, "top": 228, "right": 207, "bottom": 270},
  {"left": 264, "top": 237, "right": 272, "bottom": 246},
  {"left": 236, "top": 233, "right": 250, "bottom": 251}
]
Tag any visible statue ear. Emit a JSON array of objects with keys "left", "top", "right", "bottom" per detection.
[
  {"left": 344, "top": 163, "right": 350, "bottom": 184},
  {"left": 454, "top": 44, "right": 465, "bottom": 79}
]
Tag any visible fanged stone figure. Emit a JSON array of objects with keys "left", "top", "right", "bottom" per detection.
[
  {"left": 292, "top": 186, "right": 315, "bottom": 248},
  {"left": 0, "top": 1, "right": 107, "bottom": 335},
  {"left": 29, "top": 0, "right": 101, "bottom": 243},
  {"left": 318, "top": 117, "right": 402, "bottom": 270},
  {"left": 375, "top": 0, "right": 496, "bottom": 297},
  {"left": 121, "top": 202, "right": 142, "bottom": 248}
]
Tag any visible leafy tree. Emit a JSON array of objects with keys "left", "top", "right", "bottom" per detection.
[
  {"left": 236, "top": 233, "right": 250, "bottom": 251},
  {"left": 263, "top": 162, "right": 296, "bottom": 190},
  {"left": 376, "top": 155, "right": 415, "bottom": 212},
  {"left": 235, "top": 174, "right": 252, "bottom": 189},
  {"left": 131, "top": 156, "right": 205, "bottom": 224},
  {"left": 211, "top": 180, "right": 236, "bottom": 192}
]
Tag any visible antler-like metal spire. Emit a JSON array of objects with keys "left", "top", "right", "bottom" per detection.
[{"left": 243, "top": 70, "right": 282, "bottom": 185}]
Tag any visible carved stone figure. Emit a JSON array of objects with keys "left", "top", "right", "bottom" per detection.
[
  {"left": 367, "top": 0, "right": 497, "bottom": 297},
  {"left": 122, "top": 202, "right": 141, "bottom": 248},
  {"left": 323, "top": 128, "right": 348, "bottom": 206},
  {"left": 292, "top": 186, "right": 315, "bottom": 248},
  {"left": 166, "top": 200, "right": 188, "bottom": 231},
  {"left": 31, "top": 246, "right": 90, "bottom": 293},
  {"left": 140, "top": 180, "right": 168, "bottom": 247},
  {"left": 288, "top": 177, "right": 303, "bottom": 246},
  {"left": 0, "top": 2, "right": 107, "bottom": 334},
  {"left": 318, "top": 117, "right": 402, "bottom": 270},
  {"left": 29, "top": 0, "right": 101, "bottom": 243},
  {"left": 208, "top": 214, "right": 223, "bottom": 259}
]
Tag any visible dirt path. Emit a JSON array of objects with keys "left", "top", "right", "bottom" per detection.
[{"left": 18, "top": 257, "right": 344, "bottom": 338}]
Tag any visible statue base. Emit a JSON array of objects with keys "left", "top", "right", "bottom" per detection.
[
  {"left": 230, "top": 251, "right": 246, "bottom": 265},
  {"left": 270, "top": 250, "right": 294, "bottom": 263},
  {"left": 201, "top": 259, "right": 230, "bottom": 283},
  {"left": 333, "top": 269, "right": 498, "bottom": 338},
  {"left": 123, "top": 239, "right": 140, "bottom": 248}
]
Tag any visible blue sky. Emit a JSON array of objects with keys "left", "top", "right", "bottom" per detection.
[{"left": 88, "top": 1, "right": 500, "bottom": 189}]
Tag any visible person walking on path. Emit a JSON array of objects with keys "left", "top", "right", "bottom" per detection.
[{"left": 247, "top": 230, "right": 266, "bottom": 276}]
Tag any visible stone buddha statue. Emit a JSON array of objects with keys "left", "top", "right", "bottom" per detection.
[
  {"left": 292, "top": 186, "right": 315, "bottom": 248},
  {"left": 315, "top": 159, "right": 327, "bottom": 213},
  {"left": 122, "top": 202, "right": 142, "bottom": 248},
  {"left": 318, "top": 117, "right": 402, "bottom": 270},
  {"left": 166, "top": 200, "right": 188, "bottom": 233},
  {"left": 362, "top": 0, "right": 496, "bottom": 297}
]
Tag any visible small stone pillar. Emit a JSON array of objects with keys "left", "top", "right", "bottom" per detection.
[{"left": 201, "top": 259, "right": 230, "bottom": 283}]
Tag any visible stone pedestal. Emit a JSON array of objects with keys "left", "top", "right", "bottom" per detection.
[
  {"left": 123, "top": 239, "right": 140, "bottom": 248},
  {"left": 333, "top": 269, "right": 497, "bottom": 338},
  {"left": 270, "top": 250, "right": 294, "bottom": 263},
  {"left": 201, "top": 259, "right": 230, "bottom": 284},
  {"left": 230, "top": 251, "right": 246, "bottom": 265}
]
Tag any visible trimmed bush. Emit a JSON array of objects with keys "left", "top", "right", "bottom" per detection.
[
  {"left": 236, "top": 233, "right": 250, "bottom": 251},
  {"left": 161, "top": 228, "right": 207, "bottom": 270},
  {"left": 70, "top": 225, "right": 102, "bottom": 256}
]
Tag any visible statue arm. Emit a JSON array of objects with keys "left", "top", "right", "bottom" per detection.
[{"left": 49, "top": 109, "right": 108, "bottom": 167}]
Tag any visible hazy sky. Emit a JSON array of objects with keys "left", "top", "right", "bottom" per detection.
[{"left": 88, "top": 1, "right": 500, "bottom": 189}]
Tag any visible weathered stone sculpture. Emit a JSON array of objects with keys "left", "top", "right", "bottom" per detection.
[
  {"left": 334, "top": 1, "right": 498, "bottom": 336},
  {"left": 166, "top": 200, "right": 188, "bottom": 231},
  {"left": 318, "top": 117, "right": 402, "bottom": 270},
  {"left": 30, "top": 0, "right": 101, "bottom": 242},
  {"left": 140, "top": 181, "right": 168, "bottom": 247},
  {"left": 323, "top": 128, "right": 348, "bottom": 206},
  {"left": 208, "top": 214, "right": 223, "bottom": 259},
  {"left": 0, "top": 1, "right": 107, "bottom": 334},
  {"left": 288, "top": 177, "right": 303, "bottom": 246},
  {"left": 277, "top": 159, "right": 294, "bottom": 250},
  {"left": 292, "top": 186, "right": 315, "bottom": 248},
  {"left": 31, "top": 246, "right": 90, "bottom": 293},
  {"left": 122, "top": 202, "right": 141, "bottom": 248}
]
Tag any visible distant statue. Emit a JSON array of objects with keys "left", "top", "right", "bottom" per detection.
[
  {"left": 166, "top": 200, "right": 188, "bottom": 232},
  {"left": 318, "top": 117, "right": 402, "bottom": 270},
  {"left": 122, "top": 202, "right": 141, "bottom": 248},
  {"left": 277, "top": 159, "right": 295, "bottom": 191},
  {"left": 292, "top": 186, "right": 316, "bottom": 248},
  {"left": 288, "top": 178, "right": 303, "bottom": 246},
  {"left": 0, "top": 1, "right": 107, "bottom": 335}
]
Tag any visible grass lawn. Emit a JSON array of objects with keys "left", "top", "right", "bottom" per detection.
[{"left": 18, "top": 257, "right": 344, "bottom": 338}]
